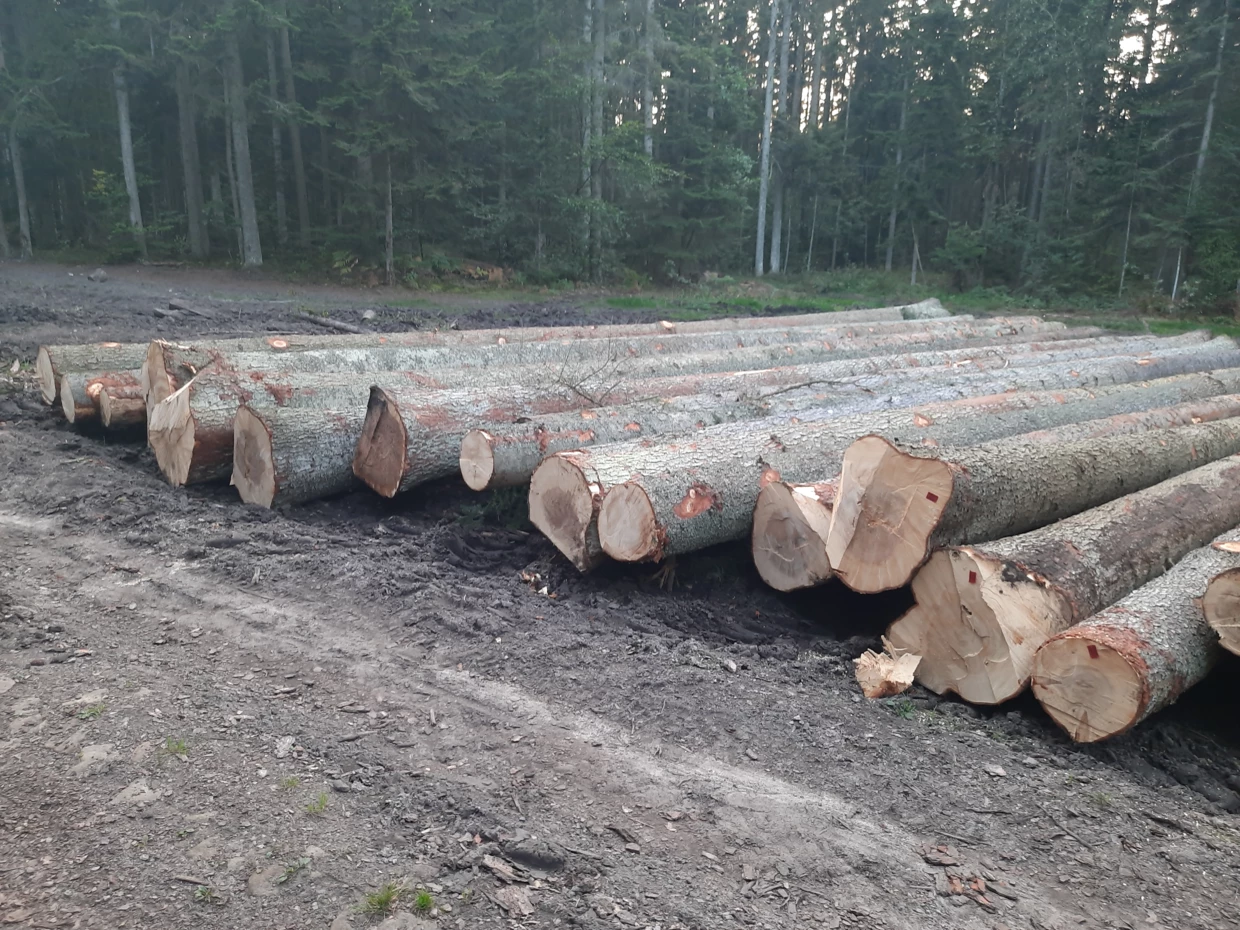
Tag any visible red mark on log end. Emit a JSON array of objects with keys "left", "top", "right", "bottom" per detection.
[
  {"left": 968, "top": 571, "right": 977, "bottom": 585},
  {"left": 1087, "top": 644, "right": 1100, "bottom": 660},
  {"left": 673, "top": 484, "right": 722, "bottom": 519},
  {"left": 925, "top": 491, "right": 939, "bottom": 503}
]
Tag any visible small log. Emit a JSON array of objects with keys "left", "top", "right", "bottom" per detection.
[
  {"left": 1201, "top": 541, "right": 1240, "bottom": 656},
  {"left": 827, "top": 395, "right": 1240, "bottom": 593},
  {"left": 751, "top": 481, "right": 838, "bottom": 592},
  {"left": 1032, "top": 528, "right": 1240, "bottom": 742},
  {"left": 528, "top": 451, "right": 610, "bottom": 571},
  {"left": 59, "top": 370, "right": 144, "bottom": 429},
  {"left": 888, "top": 456, "right": 1240, "bottom": 705},
  {"left": 591, "top": 343, "right": 1240, "bottom": 567},
  {"left": 232, "top": 405, "right": 367, "bottom": 508},
  {"left": 37, "top": 342, "right": 149, "bottom": 405},
  {"left": 99, "top": 387, "right": 148, "bottom": 431}
]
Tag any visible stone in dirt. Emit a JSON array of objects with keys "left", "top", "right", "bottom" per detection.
[
  {"left": 274, "top": 735, "right": 295, "bottom": 758},
  {"left": 112, "top": 780, "right": 160, "bottom": 806},
  {"left": 375, "top": 915, "right": 434, "bottom": 930},
  {"left": 493, "top": 885, "right": 535, "bottom": 916},
  {"left": 71, "top": 743, "right": 116, "bottom": 776},
  {"left": 246, "top": 864, "right": 285, "bottom": 897},
  {"left": 87, "top": 268, "right": 108, "bottom": 282},
  {"left": 0, "top": 676, "right": 14, "bottom": 696}
]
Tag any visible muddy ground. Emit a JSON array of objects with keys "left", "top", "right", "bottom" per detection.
[{"left": 1, "top": 261, "right": 1238, "bottom": 930}]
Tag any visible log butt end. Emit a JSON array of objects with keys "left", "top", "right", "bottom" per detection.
[
  {"left": 460, "top": 429, "right": 496, "bottom": 492},
  {"left": 1203, "top": 567, "right": 1240, "bottom": 657},
  {"left": 148, "top": 384, "right": 197, "bottom": 487},
  {"left": 60, "top": 375, "right": 82, "bottom": 424},
  {"left": 233, "top": 406, "right": 277, "bottom": 509},
  {"left": 143, "top": 340, "right": 177, "bottom": 410},
  {"left": 889, "top": 549, "right": 1064, "bottom": 705},
  {"left": 529, "top": 456, "right": 604, "bottom": 572},
  {"left": 1031, "top": 633, "right": 1143, "bottom": 743},
  {"left": 827, "top": 435, "right": 953, "bottom": 594},
  {"left": 352, "top": 388, "right": 408, "bottom": 498},
  {"left": 36, "top": 347, "right": 57, "bottom": 405},
  {"left": 599, "top": 482, "right": 663, "bottom": 562},
  {"left": 751, "top": 482, "right": 834, "bottom": 592},
  {"left": 100, "top": 391, "right": 147, "bottom": 431}
]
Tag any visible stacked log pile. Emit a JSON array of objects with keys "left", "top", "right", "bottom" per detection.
[{"left": 34, "top": 298, "right": 1240, "bottom": 742}]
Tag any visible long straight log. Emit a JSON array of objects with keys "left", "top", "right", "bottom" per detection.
[
  {"left": 37, "top": 342, "right": 149, "bottom": 405},
  {"left": 59, "top": 370, "right": 144, "bottom": 428},
  {"left": 585, "top": 342, "right": 1240, "bottom": 569},
  {"left": 888, "top": 456, "right": 1240, "bottom": 705},
  {"left": 139, "top": 315, "right": 1055, "bottom": 407},
  {"left": 826, "top": 397, "right": 1240, "bottom": 593},
  {"left": 232, "top": 405, "right": 367, "bottom": 508},
  {"left": 1031, "top": 528, "right": 1240, "bottom": 742},
  {"left": 460, "top": 333, "right": 1202, "bottom": 492}
]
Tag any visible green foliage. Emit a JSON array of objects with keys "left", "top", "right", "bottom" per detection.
[
  {"left": 305, "top": 791, "right": 329, "bottom": 816},
  {"left": 76, "top": 703, "right": 107, "bottom": 720},
  {"left": 413, "top": 890, "right": 435, "bottom": 913},
  {"left": 361, "top": 883, "right": 405, "bottom": 916},
  {"left": 163, "top": 736, "right": 188, "bottom": 756}
]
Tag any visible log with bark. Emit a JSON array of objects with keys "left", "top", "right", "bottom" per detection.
[
  {"left": 36, "top": 342, "right": 149, "bottom": 405},
  {"left": 751, "top": 481, "right": 840, "bottom": 591},
  {"left": 1202, "top": 544, "right": 1240, "bottom": 656},
  {"left": 888, "top": 456, "right": 1240, "bottom": 705},
  {"left": 58, "top": 369, "right": 144, "bottom": 429},
  {"left": 99, "top": 384, "right": 148, "bottom": 431},
  {"left": 232, "top": 405, "right": 367, "bottom": 508},
  {"left": 1031, "top": 527, "right": 1240, "bottom": 742},
  {"left": 824, "top": 395, "right": 1240, "bottom": 594},
  {"left": 585, "top": 343, "right": 1240, "bottom": 569}
]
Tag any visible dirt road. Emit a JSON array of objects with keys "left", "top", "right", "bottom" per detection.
[{"left": 1, "top": 262, "right": 1238, "bottom": 930}]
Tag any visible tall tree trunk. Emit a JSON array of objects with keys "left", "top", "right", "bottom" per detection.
[
  {"left": 266, "top": 34, "right": 288, "bottom": 250},
  {"left": 805, "top": 193, "right": 818, "bottom": 271},
  {"left": 1190, "top": 0, "right": 1229, "bottom": 206},
  {"left": 884, "top": 75, "right": 908, "bottom": 272},
  {"left": 319, "top": 126, "right": 331, "bottom": 218},
  {"left": 1138, "top": 0, "right": 1159, "bottom": 85},
  {"left": 223, "top": 99, "right": 244, "bottom": 258},
  {"left": 225, "top": 35, "right": 263, "bottom": 267},
  {"left": 278, "top": 13, "right": 310, "bottom": 246},
  {"left": 590, "top": 0, "right": 605, "bottom": 282},
  {"left": 384, "top": 155, "right": 394, "bottom": 286},
  {"left": 808, "top": 26, "right": 823, "bottom": 130},
  {"left": 110, "top": 8, "right": 146, "bottom": 259},
  {"left": 754, "top": 0, "right": 780, "bottom": 276},
  {"left": 0, "top": 191, "right": 9, "bottom": 259},
  {"left": 175, "top": 61, "right": 208, "bottom": 259},
  {"left": 768, "top": 0, "right": 792, "bottom": 274},
  {"left": 581, "top": 0, "right": 593, "bottom": 262},
  {"left": 8, "top": 127, "right": 31, "bottom": 259},
  {"left": 642, "top": 0, "right": 655, "bottom": 157}
]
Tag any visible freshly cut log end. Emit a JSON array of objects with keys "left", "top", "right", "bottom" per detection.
[
  {"left": 460, "top": 429, "right": 496, "bottom": 492},
  {"left": 751, "top": 481, "right": 836, "bottom": 592},
  {"left": 827, "top": 435, "right": 954, "bottom": 594},
  {"left": 100, "top": 391, "right": 147, "bottom": 430},
  {"left": 598, "top": 482, "right": 663, "bottom": 563},
  {"left": 232, "top": 406, "right": 277, "bottom": 508},
  {"left": 1203, "top": 566, "right": 1240, "bottom": 656},
  {"left": 529, "top": 456, "right": 605, "bottom": 572},
  {"left": 887, "top": 548, "right": 1067, "bottom": 704},
  {"left": 60, "top": 375, "right": 88, "bottom": 423},
  {"left": 36, "top": 347, "right": 57, "bottom": 404},
  {"left": 148, "top": 385, "right": 200, "bottom": 487},
  {"left": 1031, "top": 634, "right": 1145, "bottom": 743},
  {"left": 143, "top": 340, "right": 180, "bottom": 409},
  {"left": 352, "top": 388, "right": 408, "bottom": 499}
]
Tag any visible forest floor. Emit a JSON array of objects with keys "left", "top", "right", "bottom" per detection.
[{"left": 1, "top": 260, "right": 1239, "bottom": 930}]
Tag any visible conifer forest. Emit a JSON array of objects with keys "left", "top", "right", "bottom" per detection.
[{"left": 1, "top": 0, "right": 1237, "bottom": 304}]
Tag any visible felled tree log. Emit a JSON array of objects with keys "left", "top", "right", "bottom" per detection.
[
  {"left": 587, "top": 344, "right": 1240, "bottom": 568},
  {"left": 58, "top": 370, "right": 144, "bottom": 429},
  {"left": 99, "top": 386, "right": 148, "bottom": 431},
  {"left": 1031, "top": 527, "right": 1240, "bottom": 742},
  {"left": 232, "top": 405, "right": 367, "bottom": 508},
  {"left": 751, "top": 481, "right": 839, "bottom": 591},
  {"left": 37, "top": 342, "right": 149, "bottom": 405},
  {"left": 826, "top": 395, "right": 1240, "bottom": 593},
  {"left": 888, "top": 456, "right": 1240, "bottom": 705}
]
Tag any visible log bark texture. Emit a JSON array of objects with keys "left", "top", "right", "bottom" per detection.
[
  {"left": 589, "top": 344, "right": 1240, "bottom": 566},
  {"left": 1031, "top": 527, "right": 1240, "bottom": 742},
  {"left": 99, "top": 386, "right": 148, "bottom": 431},
  {"left": 37, "top": 342, "right": 149, "bottom": 405},
  {"left": 827, "top": 396, "right": 1240, "bottom": 593},
  {"left": 889, "top": 456, "right": 1240, "bottom": 705},
  {"left": 232, "top": 405, "right": 366, "bottom": 508},
  {"left": 59, "top": 370, "right": 143, "bottom": 428}
]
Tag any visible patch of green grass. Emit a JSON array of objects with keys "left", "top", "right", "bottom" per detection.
[
  {"left": 1088, "top": 791, "right": 1115, "bottom": 810},
  {"left": 280, "top": 775, "right": 301, "bottom": 790},
  {"left": 192, "top": 885, "right": 217, "bottom": 904},
  {"left": 887, "top": 697, "right": 917, "bottom": 719},
  {"left": 413, "top": 890, "right": 435, "bottom": 913},
  {"left": 76, "top": 703, "right": 107, "bottom": 720},
  {"left": 163, "top": 736, "right": 188, "bottom": 756},
  {"left": 605, "top": 295, "right": 659, "bottom": 310},
  {"left": 361, "top": 882, "right": 405, "bottom": 916},
  {"left": 304, "top": 791, "right": 329, "bottom": 816},
  {"left": 277, "top": 857, "right": 311, "bottom": 885}
]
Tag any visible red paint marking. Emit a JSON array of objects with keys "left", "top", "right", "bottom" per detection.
[
  {"left": 968, "top": 571, "right": 977, "bottom": 585},
  {"left": 925, "top": 492, "right": 939, "bottom": 503},
  {"left": 1087, "top": 645, "right": 1100, "bottom": 660}
]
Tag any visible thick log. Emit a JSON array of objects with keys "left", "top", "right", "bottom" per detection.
[
  {"left": 59, "top": 370, "right": 144, "bottom": 428},
  {"left": 751, "top": 481, "right": 839, "bottom": 591},
  {"left": 139, "top": 315, "right": 1057, "bottom": 406},
  {"left": 1030, "top": 529, "right": 1240, "bottom": 742},
  {"left": 889, "top": 456, "right": 1240, "bottom": 705},
  {"left": 1202, "top": 540, "right": 1240, "bottom": 657},
  {"left": 37, "top": 342, "right": 149, "bottom": 405},
  {"left": 589, "top": 342, "right": 1240, "bottom": 567},
  {"left": 827, "top": 396, "right": 1240, "bottom": 593},
  {"left": 232, "top": 405, "right": 366, "bottom": 508}
]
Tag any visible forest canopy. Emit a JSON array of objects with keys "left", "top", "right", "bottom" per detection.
[{"left": 0, "top": 0, "right": 1236, "bottom": 304}]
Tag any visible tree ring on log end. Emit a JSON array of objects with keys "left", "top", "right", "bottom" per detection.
[
  {"left": 459, "top": 429, "right": 496, "bottom": 492},
  {"left": 59, "top": 375, "right": 80, "bottom": 423},
  {"left": 1031, "top": 636, "right": 1141, "bottom": 743},
  {"left": 1203, "top": 566, "right": 1240, "bottom": 657},
  {"left": 148, "top": 382, "right": 197, "bottom": 487},
  {"left": 599, "top": 482, "right": 662, "bottom": 562},
  {"left": 100, "top": 391, "right": 146, "bottom": 430},
  {"left": 751, "top": 482, "right": 833, "bottom": 592},
  {"left": 529, "top": 456, "right": 600, "bottom": 572},
  {"left": 352, "top": 388, "right": 408, "bottom": 498},
  {"left": 232, "top": 406, "right": 277, "bottom": 508},
  {"left": 36, "top": 347, "right": 57, "bottom": 404}
]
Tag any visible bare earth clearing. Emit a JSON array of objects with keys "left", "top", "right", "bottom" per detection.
[{"left": 1, "top": 262, "right": 1238, "bottom": 930}]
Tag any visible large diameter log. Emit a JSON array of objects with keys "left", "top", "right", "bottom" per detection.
[
  {"left": 589, "top": 344, "right": 1240, "bottom": 567},
  {"left": 827, "top": 396, "right": 1240, "bottom": 593},
  {"left": 1030, "top": 528, "right": 1240, "bottom": 742},
  {"left": 888, "top": 456, "right": 1240, "bottom": 705},
  {"left": 140, "top": 315, "right": 1059, "bottom": 406},
  {"left": 232, "top": 405, "right": 367, "bottom": 508},
  {"left": 59, "top": 370, "right": 144, "bottom": 429},
  {"left": 37, "top": 342, "right": 149, "bottom": 405},
  {"left": 751, "top": 481, "right": 839, "bottom": 591}
]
